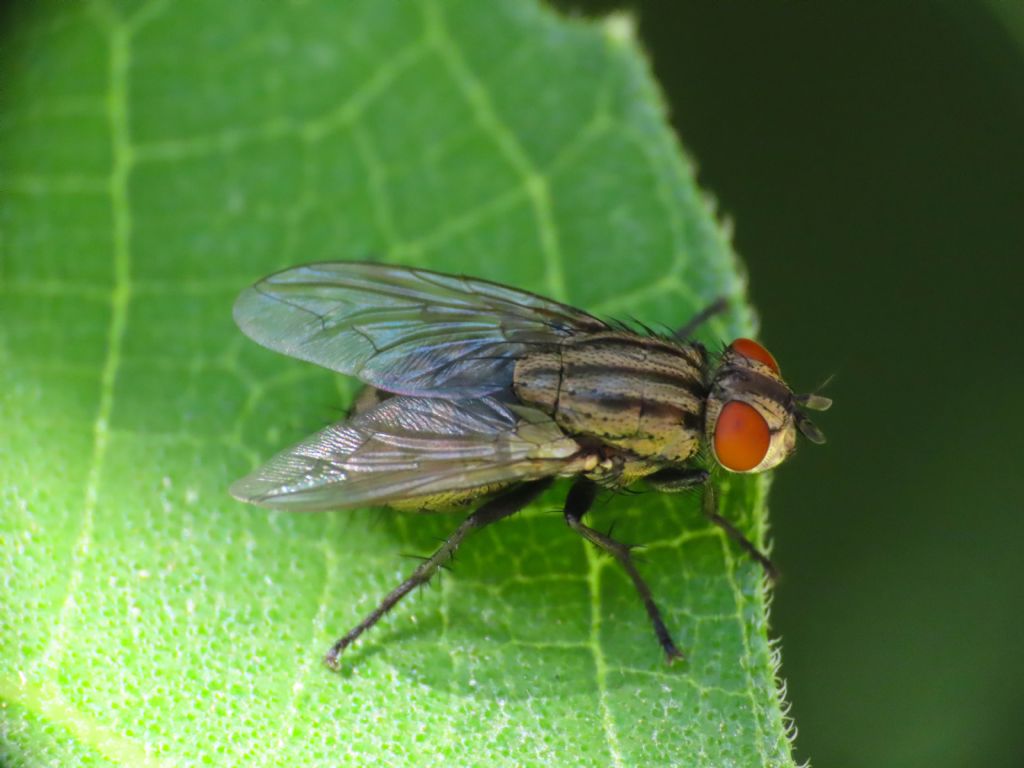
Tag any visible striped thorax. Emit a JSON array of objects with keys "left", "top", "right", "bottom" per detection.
[{"left": 514, "top": 332, "right": 708, "bottom": 484}]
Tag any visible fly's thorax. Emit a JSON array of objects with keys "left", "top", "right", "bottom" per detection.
[
  {"left": 513, "top": 332, "right": 708, "bottom": 465},
  {"left": 705, "top": 339, "right": 798, "bottom": 473}
]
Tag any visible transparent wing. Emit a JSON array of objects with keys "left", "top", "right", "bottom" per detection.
[
  {"left": 233, "top": 262, "right": 608, "bottom": 398},
  {"left": 230, "top": 396, "right": 584, "bottom": 511}
]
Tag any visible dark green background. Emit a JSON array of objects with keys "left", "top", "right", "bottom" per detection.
[{"left": 556, "top": 1, "right": 1024, "bottom": 766}]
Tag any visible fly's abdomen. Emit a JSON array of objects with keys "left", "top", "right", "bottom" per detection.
[{"left": 513, "top": 333, "right": 707, "bottom": 464}]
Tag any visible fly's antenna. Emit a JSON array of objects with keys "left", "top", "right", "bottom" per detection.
[
  {"left": 794, "top": 410, "right": 827, "bottom": 444},
  {"left": 795, "top": 393, "right": 832, "bottom": 412},
  {"left": 793, "top": 375, "right": 833, "bottom": 443},
  {"left": 795, "top": 373, "right": 835, "bottom": 412}
]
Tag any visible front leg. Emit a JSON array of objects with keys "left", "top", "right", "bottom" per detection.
[
  {"left": 563, "top": 478, "right": 684, "bottom": 664},
  {"left": 646, "top": 468, "right": 779, "bottom": 581},
  {"left": 673, "top": 296, "right": 729, "bottom": 341}
]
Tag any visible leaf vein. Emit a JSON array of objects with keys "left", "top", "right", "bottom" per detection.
[
  {"left": 33, "top": 17, "right": 135, "bottom": 676},
  {"left": 425, "top": 0, "right": 568, "bottom": 303}
]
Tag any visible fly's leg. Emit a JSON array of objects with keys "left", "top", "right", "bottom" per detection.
[
  {"left": 323, "top": 478, "right": 552, "bottom": 670},
  {"left": 673, "top": 296, "right": 729, "bottom": 341},
  {"left": 647, "top": 468, "right": 778, "bottom": 581},
  {"left": 645, "top": 467, "right": 710, "bottom": 493},
  {"left": 702, "top": 482, "right": 779, "bottom": 582},
  {"left": 562, "top": 478, "right": 684, "bottom": 664}
]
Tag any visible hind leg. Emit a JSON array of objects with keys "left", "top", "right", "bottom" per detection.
[{"left": 324, "top": 478, "right": 552, "bottom": 669}]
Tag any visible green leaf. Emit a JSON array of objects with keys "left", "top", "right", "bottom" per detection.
[{"left": 0, "top": 1, "right": 795, "bottom": 765}]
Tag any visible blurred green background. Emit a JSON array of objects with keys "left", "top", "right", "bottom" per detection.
[{"left": 555, "top": 1, "right": 1024, "bottom": 766}]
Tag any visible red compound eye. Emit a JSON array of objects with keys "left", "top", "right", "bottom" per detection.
[
  {"left": 730, "top": 338, "right": 780, "bottom": 374},
  {"left": 714, "top": 401, "right": 771, "bottom": 472}
]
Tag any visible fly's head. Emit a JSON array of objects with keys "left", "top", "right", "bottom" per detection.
[{"left": 705, "top": 338, "right": 831, "bottom": 473}]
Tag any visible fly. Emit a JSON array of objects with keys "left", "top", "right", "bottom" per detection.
[{"left": 229, "top": 262, "right": 831, "bottom": 669}]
